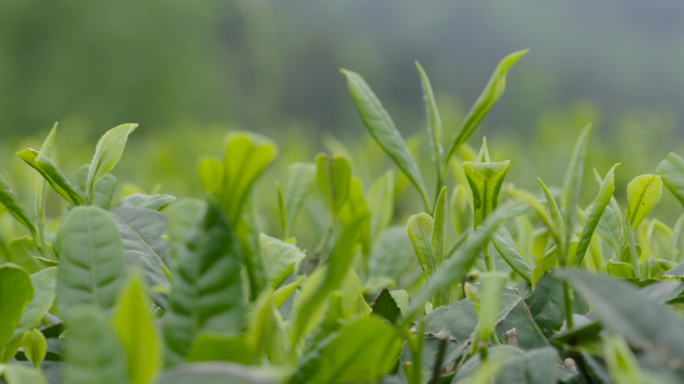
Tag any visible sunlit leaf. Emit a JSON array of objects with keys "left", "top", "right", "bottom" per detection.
[
  {"left": 86, "top": 123, "right": 137, "bottom": 204},
  {"left": 463, "top": 161, "right": 510, "bottom": 227},
  {"left": 627, "top": 174, "right": 663, "bottom": 230},
  {"left": 17, "top": 149, "right": 83, "bottom": 206}
]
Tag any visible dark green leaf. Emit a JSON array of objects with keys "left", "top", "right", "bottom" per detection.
[
  {"left": 371, "top": 288, "right": 402, "bottom": 323},
  {"left": 166, "top": 198, "right": 206, "bottom": 270},
  {"left": 0, "top": 174, "right": 37, "bottom": 237},
  {"left": 0, "top": 263, "right": 32, "bottom": 354},
  {"left": 424, "top": 298, "right": 478, "bottom": 343}
]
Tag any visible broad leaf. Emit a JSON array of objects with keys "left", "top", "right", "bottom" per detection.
[
  {"left": 607, "top": 260, "right": 636, "bottom": 278},
  {"left": 9, "top": 237, "right": 44, "bottom": 273},
  {"left": 86, "top": 123, "right": 137, "bottom": 204},
  {"left": 310, "top": 317, "right": 402, "bottom": 383},
  {"left": 17, "top": 149, "right": 83, "bottom": 206},
  {"left": 64, "top": 308, "right": 130, "bottom": 384},
  {"left": 443, "top": 50, "right": 528, "bottom": 169},
  {"left": 166, "top": 198, "right": 206, "bottom": 270},
  {"left": 627, "top": 174, "right": 663, "bottom": 230},
  {"left": 370, "top": 288, "right": 402, "bottom": 323},
  {"left": 657, "top": 152, "right": 684, "bottom": 208},
  {"left": 163, "top": 204, "right": 245, "bottom": 366},
  {"left": 0, "top": 263, "right": 32, "bottom": 354},
  {"left": 56, "top": 206, "right": 127, "bottom": 316},
  {"left": 463, "top": 161, "right": 510, "bottom": 227},
  {"left": 367, "top": 226, "right": 415, "bottom": 285},
  {"left": 341, "top": 69, "right": 431, "bottom": 211},
  {"left": 113, "top": 272, "right": 160, "bottom": 384},
  {"left": 1, "top": 267, "right": 56, "bottom": 362},
  {"left": 259, "top": 234, "right": 305, "bottom": 289},
  {"left": 108, "top": 207, "right": 171, "bottom": 307},
  {"left": 424, "top": 298, "right": 478, "bottom": 343},
  {"left": 118, "top": 194, "right": 176, "bottom": 211}
]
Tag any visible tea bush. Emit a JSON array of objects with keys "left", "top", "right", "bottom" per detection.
[{"left": 1, "top": 50, "right": 684, "bottom": 384}]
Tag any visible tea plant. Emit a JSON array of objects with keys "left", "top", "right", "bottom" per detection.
[{"left": 1, "top": 50, "right": 684, "bottom": 384}]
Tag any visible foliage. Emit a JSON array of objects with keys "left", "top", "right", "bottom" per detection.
[{"left": 2, "top": 52, "right": 684, "bottom": 384}]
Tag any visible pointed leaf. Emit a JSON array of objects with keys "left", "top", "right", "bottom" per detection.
[
  {"left": 0, "top": 264, "right": 32, "bottom": 354},
  {"left": 33, "top": 122, "right": 58, "bottom": 251},
  {"left": 463, "top": 161, "right": 510, "bottom": 227},
  {"left": 76, "top": 165, "right": 117, "bottom": 210},
  {"left": 416, "top": 61, "right": 443, "bottom": 166},
  {"left": 561, "top": 124, "right": 591, "bottom": 231},
  {"left": 17, "top": 149, "right": 83, "bottom": 206},
  {"left": 491, "top": 226, "right": 532, "bottom": 283},
  {"left": 341, "top": 69, "right": 431, "bottom": 211},
  {"left": 407, "top": 213, "right": 435, "bottom": 277},
  {"left": 627, "top": 174, "right": 663, "bottom": 230},
  {"left": 315, "top": 154, "right": 352, "bottom": 217},
  {"left": 86, "top": 123, "right": 137, "bottom": 203},
  {"left": 0, "top": 174, "right": 37, "bottom": 236},
  {"left": 431, "top": 187, "right": 448, "bottom": 267},
  {"left": 282, "top": 163, "right": 316, "bottom": 239},
  {"left": 56, "top": 206, "right": 126, "bottom": 316},
  {"left": 443, "top": 50, "right": 528, "bottom": 168},
  {"left": 538, "top": 178, "right": 564, "bottom": 237},
  {"left": 370, "top": 288, "right": 402, "bottom": 323}
]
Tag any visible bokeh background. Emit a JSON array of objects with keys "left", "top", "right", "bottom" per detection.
[{"left": 1, "top": 0, "right": 684, "bottom": 236}]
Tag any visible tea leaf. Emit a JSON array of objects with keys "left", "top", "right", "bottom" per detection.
[
  {"left": 407, "top": 213, "right": 435, "bottom": 277},
  {"left": 113, "top": 272, "right": 160, "bottom": 384},
  {"left": 198, "top": 156, "right": 224, "bottom": 195},
  {"left": 669, "top": 213, "right": 684, "bottom": 262},
  {"left": 282, "top": 163, "right": 316, "bottom": 239},
  {"left": 463, "top": 161, "right": 510, "bottom": 227},
  {"left": 450, "top": 184, "right": 472, "bottom": 235},
  {"left": 1, "top": 364, "right": 48, "bottom": 384},
  {"left": 154, "top": 363, "right": 274, "bottom": 383},
  {"left": 86, "top": 123, "right": 137, "bottom": 204},
  {"left": 341, "top": 69, "right": 431, "bottom": 211},
  {"left": 561, "top": 124, "right": 591, "bottom": 232},
  {"left": 443, "top": 50, "right": 528, "bottom": 169},
  {"left": 491, "top": 226, "right": 533, "bottom": 283},
  {"left": 1, "top": 267, "right": 56, "bottom": 362},
  {"left": 163, "top": 204, "right": 245, "bottom": 366},
  {"left": 607, "top": 261, "right": 636, "bottom": 278},
  {"left": 416, "top": 61, "right": 443, "bottom": 166},
  {"left": 471, "top": 272, "right": 508, "bottom": 351},
  {"left": 431, "top": 187, "right": 448, "bottom": 268},
  {"left": 259, "top": 234, "right": 305, "bottom": 289},
  {"left": 33, "top": 122, "right": 58, "bottom": 252},
  {"left": 367, "top": 170, "right": 394, "bottom": 242},
  {"left": 56, "top": 206, "right": 126, "bottom": 316},
  {"left": 218, "top": 132, "right": 277, "bottom": 224},
  {"left": 310, "top": 317, "right": 402, "bottom": 383},
  {"left": 538, "top": 178, "right": 564, "bottom": 238},
  {"left": 166, "top": 198, "right": 206, "bottom": 270},
  {"left": 657, "top": 152, "right": 684, "bottom": 208},
  {"left": 76, "top": 165, "right": 117, "bottom": 210},
  {"left": 603, "top": 334, "right": 642, "bottom": 384},
  {"left": 21, "top": 329, "right": 46, "bottom": 369},
  {"left": 0, "top": 263, "right": 32, "bottom": 355},
  {"left": 17, "top": 149, "right": 83, "bottom": 206},
  {"left": 63, "top": 308, "right": 130, "bottom": 384},
  {"left": 627, "top": 174, "right": 663, "bottom": 230},
  {"left": 573, "top": 164, "right": 618, "bottom": 267},
  {"left": 315, "top": 153, "right": 352, "bottom": 217},
  {"left": 9, "top": 237, "right": 44, "bottom": 273},
  {"left": 370, "top": 288, "right": 402, "bottom": 323},
  {"left": 118, "top": 194, "right": 176, "bottom": 211},
  {"left": 273, "top": 275, "right": 305, "bottom": 308},
  {"left": 0, "top": 174, "right": 37, "bottom": 237}
]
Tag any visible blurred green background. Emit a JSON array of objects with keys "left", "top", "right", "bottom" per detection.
[{"left": 1, "top": 0, "right": 684, "bottom": 235}]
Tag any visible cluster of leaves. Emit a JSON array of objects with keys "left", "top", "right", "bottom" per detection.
[{"left": 2, "top": 50, "right": 684, "bottom": 384}]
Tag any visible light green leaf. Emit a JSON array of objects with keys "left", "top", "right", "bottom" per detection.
[
  {"left": 627, "top": 174, "right": 663, "bottom": 230},
  {"left": 273, "top": 275, "right": 305, "bottom": 308},
  {"left": 603, "top": 334, "right": 642, "bottom": 384},
  {"left": 657, "top": 152, "right": 684, "bottom": 208},
  {"left": 218, "top": 132, "right": 277, "bottom": 224},
  {"left": 669, "top": 213, "right": 684, "bottom": 262},
  {"left": 118, "top": 194, "right": 176, "bottom": 211},
  {"left": 595, "top": 204, "right": 623, "bottom": 257},
  {"left": 416, "top": 61, "right": 443, "bottom": 166},
  {"left": 33, "top": 122, "right": 58, "bottom": 252},
  {"left": 443, "top": 50, "right": 528, "bottom": 169},
  {"left": 491, "top": 226, "right": 532, "bottom": 283},
  {"left": 310, "top": 317, "right": 402, "bottom": 384},
  {"left": 315, "top": 153, "right": 352, "bottom": 217},
  {"left": 573, "top": 164, "right": 618, "bottom": 267},
  {"left": 656, "top": 259, "right": 677, "bottom": 272},
  {"left": 431, "top": 187, "right": 448, "bottom": 268},
  {"left": 56, "top": 206, "right": 127, "bottom": 316},
  {"left": 451, "top": 184, "right": 472, "bottom": 235},
  {"left": 17, "top": 149, "right": 83, "bottom": 206},
  {"left": 86, "top": 123, "right": 138, "bottom": 204},
  {"left": 113, "top": 271, "right": 160, "bottom": 384},
  {"left": 163, "top": 204, "right": 244, "bottom": 367},
  {"left": 259, "top": 234, "right": 305, "bottom": 289},
  {"left": 508, "top": 188, "right": 559, "bottom": 241},
  {"left": 607, "top": 261, "right": 636, "bottom": 278},
  {"left": 561, "top": 124, "right": 591, "bottom": 235},
  {"left": 463, "top": 161, "right": 510, "bottom": 227},
  {"left": 341, "top": 69, "right": 431, "bottom": 211},
  {"left": 0, "top": 263, "right": 32, "bottom": 354},
  {"left": 108, "top": 207, "right": 171, "bottom": 308},
  {"left": 187, "top": 333, "right": 251, "bottom": 365},
  {"left": 246, "top": 288, "right": 274, "bottom": 359},
  {"left": 198, "top": 156, "right": 224, "bottom": 195},
  {"left": 0, "top": 174, "right": 37, "bottom": 237},
  {"left": 1, "top": 267, "right": 56, "bottom": 362},
  {"left": 623, "top": 209, "right": 641, "bottom": 279},
  {"left": 64, "top": 308, "right": 130, "bottom": 384},
  {"left": 281, "top": 163, "right": 316, "bottom": 239},
  {"left": 22, "top": 329, "right": 46, "bottom": 369},
  {"left": 538, "top": 178, "right": 564, "bottom": 238},
  {"left": 475, "top": 137, "right": 491, "bottom": 162},
  {"left": 407, "top": 212, "right": 435, "bottom": 277},
  {"left": 367, "top": 226, "right": 415, "bottom": 284},
  {"left": 1, "top": 364, "right": 48, "bottom": 384},
  {"left": 76, "top": 165, "right": 117, "bottom": 210},
  {"left": 471, "top": 272, "right": 508, "bottom": 351}
]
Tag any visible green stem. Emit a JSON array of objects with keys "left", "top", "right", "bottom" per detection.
[
  {"left": 483, "top": 242, "right": 493, "bottom": 272},
  {"left": 563, "top": 280, "right": 574, "bottom": 329}
]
